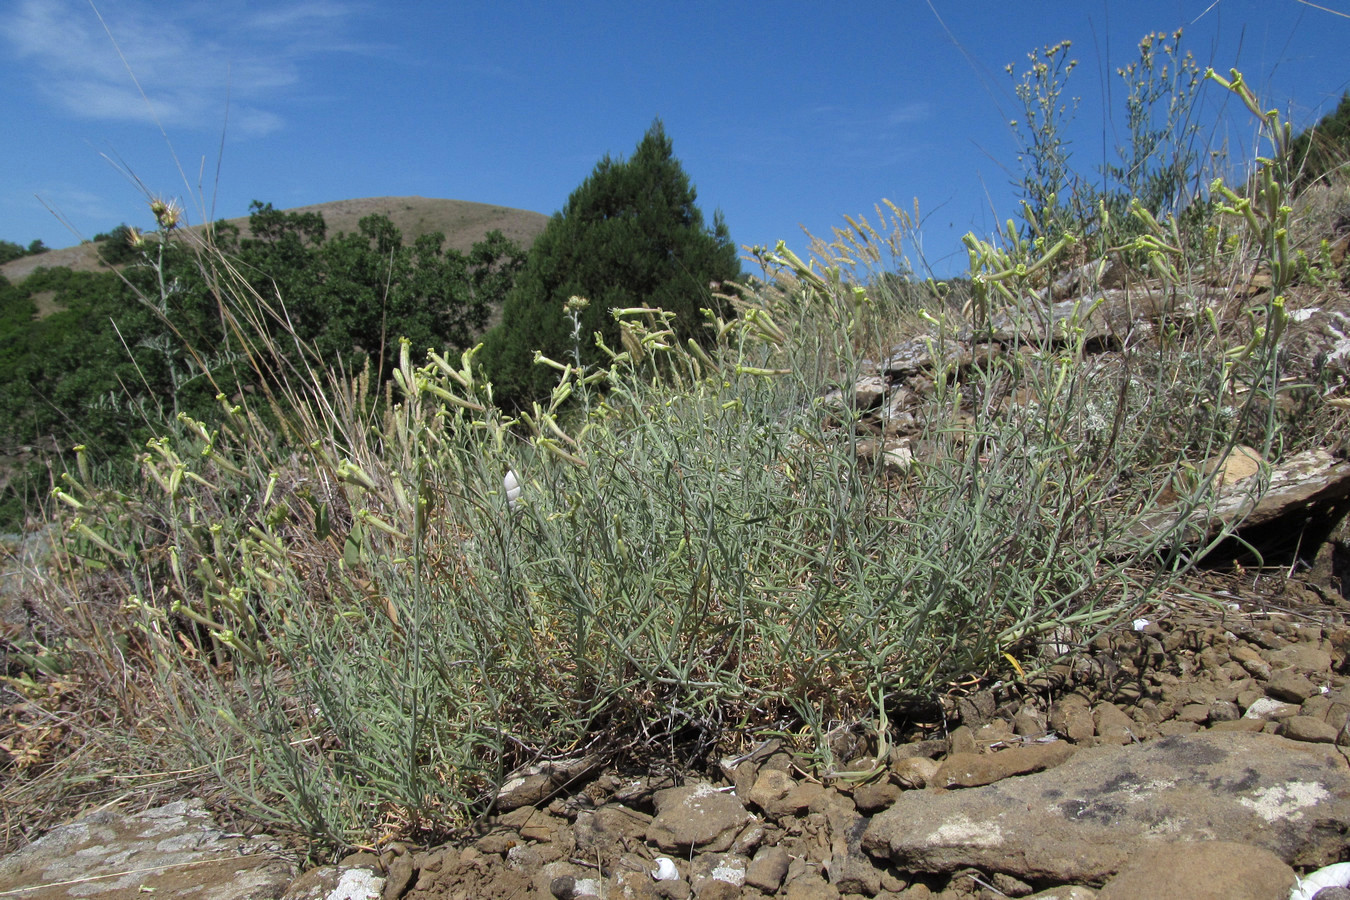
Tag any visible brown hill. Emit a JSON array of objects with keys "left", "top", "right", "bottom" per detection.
[{"left": 0, "top": 196, "right": 550, "bottom": 284}]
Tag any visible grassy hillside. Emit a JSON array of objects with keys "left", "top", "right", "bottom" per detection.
[{"left": 0, "top": 196, "right": 549, "bottom": 284}]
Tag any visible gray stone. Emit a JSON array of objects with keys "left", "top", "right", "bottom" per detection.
[
  {"left": 647, "top": 784, "right": 753, "bottom": 854},
  {"left": 283, "top": 866, "right": 383, "bottom": 900},
  {"left": 881, "top": 336, "right": 971, "bottom": 377},
  {"left": 1284, "top": 715, "right": 1343, "bottom": 743},
  {"left": 862, "top": 731, "right": 1350, "bottom": 884},
  {"left": 990, "top": 287, "right": 1201, "bottom": 346},
  {"left": 496, "top": 755, "right": 602, "bottom": 811},
  {"left": 0, "top": 799, "right": 298, "bottom": 900},
  {"left": 1132, "top": 449, "right": 1350, "bottom": 556},
  {"left": 853, "top": 376, "right": 888, "bottom": 410},
  {"left": 746, "top": 846, "right": 791, "bottom": 892},
  {"left": 1269, "top": 670, "right": 1321, "bottom": 703},
  {"left": 1095, "top": 840, "right": 1294, "bottom": 899},
  {"left": 932, "top": 742, "right": 1075, "bottom": 789},
  {"left": 889, "top": 756, "right": 940, "bottom": 789}
]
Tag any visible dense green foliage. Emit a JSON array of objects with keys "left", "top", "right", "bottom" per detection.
[
  {"left": 0, "top": 238, "right": 50, "bottom": 265},
  {"left": 0, "top": 204, "right": 525, "bottom": 528},
  {"left": 225, "top": 202, "right": 526, "bottom": 376},
  {"left": 1289, "top": 92, "right": 1350, "bottom": 191},
  {"left": 94, "top": 224, "right": 142, "bottom": 265},
  {"left": 481, "top": 121, "right": 741, "bottom": 408}
]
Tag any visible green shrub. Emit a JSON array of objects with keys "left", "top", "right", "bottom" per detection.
[{"left": 94, "top": 224, "right": 142, "bottom": 266}]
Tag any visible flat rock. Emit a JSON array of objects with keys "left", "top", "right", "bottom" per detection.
[
  {"left": 1095, "top": 840, "right": 1295, "bottom": 899},
  {"left": 0, "top": 799, "right": 297, "bottom": 900},
  {"left": 495, "top": 755, "right": 601, "bottom": 811},
  {"left": 932, "top": 741, "right": 1076, "bottom": 789},
  {"left": 1269, "top": 670, "right": 1321, "bottom": 703},
  {"left": 990, "top": 286, "right": 1212, "bottom": 346},
  {"left": 646, "top": 784, "right": 753, "bottom": 854},
  {"left": 1133, "top": 449, "right": 1350, "bottom": 557},
  {"left": 283, "top": 866, "right": 383, "bottom": 900},
  {"left": 881, "top": 336, "right": 972, "bottom": 377},
  {"left": 1284, "top": 715, "right": 1343, "bottom": 743},
  {"left": 862, "top": 731, "right": 1350, "bottom": 884}
]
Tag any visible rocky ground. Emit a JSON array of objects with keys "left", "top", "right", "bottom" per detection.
[
  {"left": 315, "top": 570, "right": 1350, "bottom": 900},
  {"left": 8, "top": 565, "right": 1350, "bottom": 899}
]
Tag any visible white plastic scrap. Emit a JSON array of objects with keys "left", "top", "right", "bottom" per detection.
[
  {"left": 652, "top": 858, "right": 680, "bottom": 881},
  {"left": 504, "top": 469, "right": 521, "bottom": 509},
  {"left": 1132, "top": 618, "right": 1150, "bottom": 631},
  {"left": 1291, "top": 861, "right": 1350, "bottom": 900}
]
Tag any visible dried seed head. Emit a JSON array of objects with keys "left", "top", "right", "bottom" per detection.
[{"left": 149, "top": 198, "right": 182, "bottom": 230}]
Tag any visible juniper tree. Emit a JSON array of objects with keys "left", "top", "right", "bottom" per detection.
[{"left": 481, "top": 120, "right": 741, "bottom": 407}]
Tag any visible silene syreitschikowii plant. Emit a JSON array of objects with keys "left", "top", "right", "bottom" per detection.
[
  {"left": 33, "top": 62, "right": 1300, "bottom": 855},
  {"left": 1008, "top": 29, "right": 1211, "bottom": 261}
]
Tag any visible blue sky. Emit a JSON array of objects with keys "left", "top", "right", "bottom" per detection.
[{"left": 2, "top": 0, "right": 1348, "bottom": 277}]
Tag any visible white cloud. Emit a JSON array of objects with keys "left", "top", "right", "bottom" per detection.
[
  {"left": 0, "top": 0, "right": 365, "bottom": 136},
  {"left": 25, "top": 182, "right": 121, "bottom": 230}
]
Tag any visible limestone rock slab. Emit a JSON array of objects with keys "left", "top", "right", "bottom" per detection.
[
  {"left": 1095, "top": 840, "right": 1295, "bottom": 900},
  {"left": 862, "top": 731, "right": 1350, "bottom": 885},
  {"left": 0, "top": 799, "right": 296, "bottom": 900}
]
